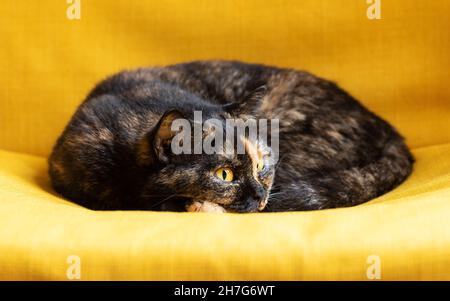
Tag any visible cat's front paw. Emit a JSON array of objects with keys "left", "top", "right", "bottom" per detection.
[{"left": 186, "top": 201, "right": 227, "bottom": 213}]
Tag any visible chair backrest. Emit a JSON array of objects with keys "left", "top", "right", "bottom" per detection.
[{"left": 1, "top": 0, "right": 449, "bottom": 156}]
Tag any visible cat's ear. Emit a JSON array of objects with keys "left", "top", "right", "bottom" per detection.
[
  {"left": 152, "top": 110, "right": 186, "bottom": 163},
  {"left": 137, "top": 110, "right": 185, "bottom": 165},
  {"left": 222, "top": 85, "right": 267, "bottom": 117}
]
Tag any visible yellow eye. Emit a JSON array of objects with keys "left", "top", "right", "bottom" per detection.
[
  {"left": 256, "top": 160, "right": 265, "bottom": 172},
  {"left": 215, "top": 167, "right": 234, "bottom": 182}
]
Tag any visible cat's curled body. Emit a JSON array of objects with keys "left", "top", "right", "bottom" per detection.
[{"left": 49, "top": 61, "right": 413, "bottom": 212}]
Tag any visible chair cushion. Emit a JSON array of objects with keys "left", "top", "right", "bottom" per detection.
[{"left": 1, "top": 143, "right": 449, "bottom": 280}]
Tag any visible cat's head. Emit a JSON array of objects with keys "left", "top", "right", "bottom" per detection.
[{"left": 137, "top": 108, "right": 276, "bottom": 213}]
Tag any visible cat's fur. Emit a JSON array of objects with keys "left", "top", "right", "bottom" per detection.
[{"left": 49, "top": 61, "right": 414, "bottom": 212}]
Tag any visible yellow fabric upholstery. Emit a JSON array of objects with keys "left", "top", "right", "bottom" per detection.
[
  {"left": 1, "top": 144, "right": 450, "bottom": 280},
  {"left": 0, "top": 0, "right": 449, "bottom": 280}
]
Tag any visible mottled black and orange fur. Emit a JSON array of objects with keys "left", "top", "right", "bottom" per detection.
[{"left": 49, "top": 61, "right": 413, "bottom": 212}]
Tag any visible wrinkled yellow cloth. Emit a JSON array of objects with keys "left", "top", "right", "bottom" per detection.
[
  {"left": 1, "top": 144, "right": 450, "bottom": 280},
  {"left": 0, "top": 0, "right": 449, "bottom": 280}
]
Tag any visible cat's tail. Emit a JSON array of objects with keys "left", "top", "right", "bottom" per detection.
[{"left": 317, "top": 136, "right": 414, "bottom": 209}]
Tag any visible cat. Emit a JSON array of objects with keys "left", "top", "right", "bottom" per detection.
[{"left": 48, "top": 60, "right": 414, "bottom": 212}]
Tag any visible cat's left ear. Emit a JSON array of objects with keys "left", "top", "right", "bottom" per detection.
[
  {"left": 137, "top": 110, "right": 185, "bottom": 166},
  {"left": 222, "top": 85, "right": 267, "bottom": 117}
]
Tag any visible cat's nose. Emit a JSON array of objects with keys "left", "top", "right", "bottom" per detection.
[
  {"left": 252, "top": 186, "right": 268, "bottom": 211},
  {"left": 252, "top": 186, "right": 265, "bottom": 201}
]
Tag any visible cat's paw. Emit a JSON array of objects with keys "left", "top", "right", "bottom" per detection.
[{"left": 186, "top": 201, "right": 227, "bottom": 213}]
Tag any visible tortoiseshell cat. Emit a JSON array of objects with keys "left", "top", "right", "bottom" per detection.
[{"left": 49, "top": 61, "right": 413, "bottom": 212}]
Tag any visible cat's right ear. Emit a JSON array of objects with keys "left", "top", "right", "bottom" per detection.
[
  {"left": 137, "top": 110, "right": 185, "bottom": 166},
  {"left": 222, "top": 85, "right": 267, "bottom": 117}
]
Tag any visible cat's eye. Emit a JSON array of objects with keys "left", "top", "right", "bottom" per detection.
[
  {"left": 215, "top": 167, "right": 234, "bottom": 182},
  {"left": 256, "top": 160, "right": 265, "bottom": 172}
]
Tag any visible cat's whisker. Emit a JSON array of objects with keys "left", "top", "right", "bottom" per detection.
[
  {"left": 149, "top": 193, "right": 181, "bottom": 209},
  {"left": 269, "top": 193, "right": 284, "bottom": 198}
]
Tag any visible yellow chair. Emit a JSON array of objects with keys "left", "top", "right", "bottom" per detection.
[{"left": 1, "top": 0, "right": 449, "bottom": 280}]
